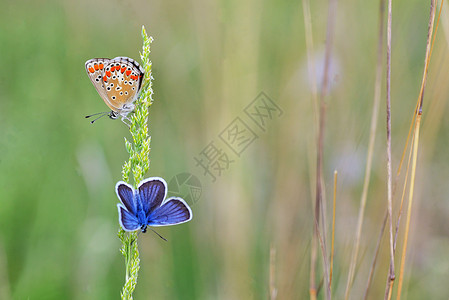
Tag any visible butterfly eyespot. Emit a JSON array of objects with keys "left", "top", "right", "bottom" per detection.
[{"left": 86, "top": 57, "right": 145, "bottom": 124}]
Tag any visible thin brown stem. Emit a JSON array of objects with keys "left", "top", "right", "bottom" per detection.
[
  {"left": 302, "top": 0, "right": 319, "bottom": 297},
  {"left": 396, "top": 1, "right": 436, "bottom": 298},
  {"left": 308, "top": 0, "right": 337, "bottom": 298},
  {"left": 313, "top": 0, "right": 338, "bottom": 298},
  {"left": 384, "top": 0, "right": 395, "bottom": 298},
  {"left": 329, "top": 171, "right": 337, "bottom": 292}
]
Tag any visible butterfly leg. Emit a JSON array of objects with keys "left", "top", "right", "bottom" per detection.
[{"left": 121, "top": 116, "right": 132, "bottom": 128}]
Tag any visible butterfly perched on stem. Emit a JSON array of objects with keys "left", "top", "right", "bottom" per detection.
[
  {"left": 85, "top": 57, "right": 144, "bottom": 125},
  {"left": 116, "top": 177, "right": 193, "bottom": 234}
]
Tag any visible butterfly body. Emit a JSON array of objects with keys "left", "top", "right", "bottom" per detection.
[
  {"left": 133, "top": 193, "right": 151, "bottom": 232},
  {"left": 116, "top": 177, "right": 193, "bottom": 232},
  {"left": 85, "top": 56, "right": 144, "bottom": 124}
]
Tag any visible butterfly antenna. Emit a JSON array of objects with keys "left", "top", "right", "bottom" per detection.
[
  {"left": 85, "top": 111, "right": 109, "bottom": 124},
  {"left": 85, "top": 111, "right": 110, "bottom": 118},
  {"left": 150, "top": 228, "right": 168, "bottom": 242}
]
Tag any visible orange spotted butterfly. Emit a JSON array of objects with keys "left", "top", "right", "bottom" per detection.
[{"left": 85, "top": 57, "right": 144, "bottom": 125}]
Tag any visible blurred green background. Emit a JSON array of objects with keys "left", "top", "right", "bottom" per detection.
[{"left": 1, "top": 0, "right": 449, "bottom": 299}]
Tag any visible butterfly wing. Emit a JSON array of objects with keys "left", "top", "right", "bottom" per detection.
[
  {"left": 117, "top": 177, "right": 192, "bottom": 231},
  {"left": 102, "top": 57, "right": 144, "bottom": 115},
  {"left": 117, "top": 204, "right": 140, "bottom": 231},
  {"left": 113, "top": 56, "right": 144, "bottom": 90},
  {"left": 147, "top": 197, "right": 193, "bottom": 226},
  {"left": 116, "top": 181, "right": 142, "bottom": 231},
  {"left": 137, "top": 177, "right": 167, "bottom": 217},
  {"left": 85, "top": 58, "right": 116, "bottom": 111},
  {"left": 116, "top": 181, "right": 137, "bottom": 215}
]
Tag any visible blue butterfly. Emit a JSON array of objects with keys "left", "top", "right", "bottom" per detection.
[{"left": 116, "top": 177, "right": 193, "bottom": 232}]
